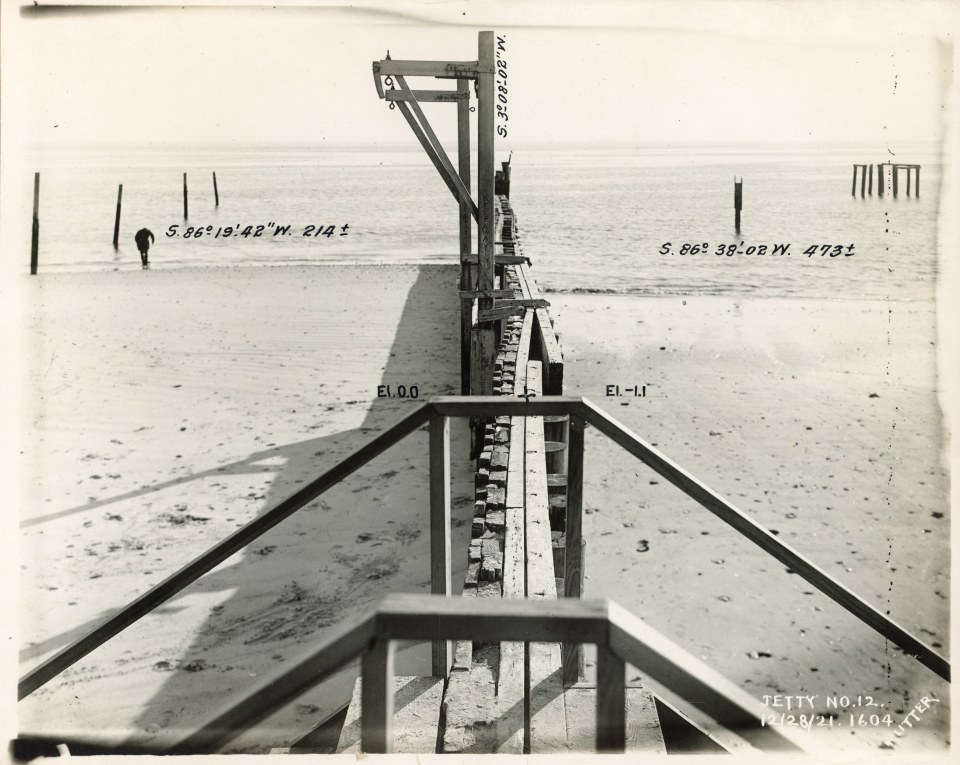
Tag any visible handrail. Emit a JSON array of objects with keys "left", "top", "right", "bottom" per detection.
[
  {"left": 21, "top": 396, "right": 949, "bottom": 706},
  {"left": 172, "top": 594, "right": 809, "bottom": 754},
  {"left": 18, "top": 403, "right": 434, "bottom": 699}
]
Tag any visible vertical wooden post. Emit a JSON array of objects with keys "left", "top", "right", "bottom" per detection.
[
  {"left": 113, "top": 184, "right": 123, "bottom": 248},
  {"left": 860, "top": 164, "right": 866, "bottom": 197},
  {"left": 915, "top": 166, "right": 920, "bottom": 197},
  {"left": 596, "top": 644, "right": 626, "bottom": 752},
  {"left": 471, "top": 31, "right": 497, "bottom": 445},
  {"left": 360, "top": 639, "right": 394, "bottom": 753},
  {"left": 458, "top": 78, "right": 473, "bottom": 396},
  {"left": 429, "top": 415, "right": 452, "bottom": 677},
  {"left": 878, "top": 164, "right": 884, "bottom": 196},
  {"left": 868, "top": 164, "right": 873, "bottom": 195},
  {"left": 892, "top": 165, "right": 899, "bottom": 198},
  {"left": 734, "top": 178, "right": 742, "bottom": 234},
  {"left": 213, "top": 172, "right": 219, "bottom": 207},
  {"left": 562, "top": 413, "right": 585, "bottom": 687},
  {"left": 183, "top": 172, "right": 188, "bottom": 219},
  {"left": 30, "top": 173, "right": 40, "bottom": 275},
  {"left": 851, "top": 164, "right": 857, "bottom": 196},
  {"left": 906, "top": 166, "right": 912, "bottom": 197}
]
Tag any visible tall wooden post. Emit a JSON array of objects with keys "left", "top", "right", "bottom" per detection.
[
  {"left": 878, "top": 164, "right": 884, "bottom": 196},
  {"left": 458, "top": 78, "right": 473, "bottom": 396},
  {"left": 734, "top": 178, "right": 742, "bottom": 234},
  {"left": 851, "top": 165, "right": 857, "bottom": 196},
  {"left": 30, "top": 173, "right": 40, "bottom": 275},
  {"left": 868, "top": 164, "right": 873, "bottom": 195},
  {"left": 213, "top": 172, "right": 219, "bottom": 207},
  {"left": 906, "top": 166, "right": 911, "bottom": 197},
  {"left": 183, "top": 173, "right": 188, "bottom": 219},
  {"left": 892, "top": 165, "right": 899, "bottom": 198},
  {"left": 915, "top": 166, "right": 920, "bottom": 197},
  {"left": 860, "top": 164, "right": 866, "bottom": 198},
  {"left": 471, "top": 32, "right": 497, "bottom": 413},
  {"left": 113, "top": 184, "right": 123, "bottom": 248},
  {"left": 429, "top": 415, "right": 452, "bottom": 677},
  {"left": 562, "top": 413, "right": 586, "bottom": 687}
]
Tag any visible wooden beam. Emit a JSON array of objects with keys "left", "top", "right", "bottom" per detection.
[
  {"left": 361, "top": 639, "right": 395, "bottom": 753},
  {"left": 596, "top": 645, "right": 626, "bottom": 752},
  {"left": 461, "top": 253, "right": 529, "bottom": 265},
  {"left": 171, "top": 610, "right": 376, "bottom": 752},
  {"left": 513, "top": 310, "right": 535, "bottom": 396},
  {"left": 428, "top": 395, "right": 581, "bottom": 418},
  {"left": 562, "top": 413, "right": 585, "bottom": 686},
  {"left": 429, "top": 416, "right": 452, "bottom": 677},
  {"left": 394, "top": 76, "right": 479, "bottom": 219},
  {"left": 373, "top": 593, "right": 609, "bottom": 645},
  {"left": 384, "top": 89, "right": 467, "bottom": 102},
  {"left": 458, "top": 78, "right": 472, "bottom": 396},
  {"left": 459, "top": 289, "right": 517, "bottom": 299},
  {"left": 579, "top": 399, "right": 950, "bottom": 682},
  {"left": 377, "top": 59, "right": 490, "bottom": 78},
  {"left": 19, "top": 403, "right": 435, "bottom": 700}
]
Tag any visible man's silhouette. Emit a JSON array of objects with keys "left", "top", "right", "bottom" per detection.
[{"left": 135, "top": 228, "right": 155, "bottom": 267}]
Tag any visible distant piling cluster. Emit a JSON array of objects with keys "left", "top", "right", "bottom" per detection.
[
  {"left": 852, "top": 162, "right": 920, "bottom": 198},
  {"left": 29, "top": 171, "right": 222, "bottom": 274}
]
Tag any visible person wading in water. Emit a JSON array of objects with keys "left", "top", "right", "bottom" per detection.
[{"left": 135, "top": 228, "right": 155, "bottom": 267}]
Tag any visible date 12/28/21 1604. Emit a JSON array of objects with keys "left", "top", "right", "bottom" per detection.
[{"left": 659, "top": 242, "right": 855, "bottom": 257}]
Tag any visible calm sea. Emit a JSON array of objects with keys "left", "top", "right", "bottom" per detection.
[{"left": 21, "top": 142, "right": 942, "bottom": 300}]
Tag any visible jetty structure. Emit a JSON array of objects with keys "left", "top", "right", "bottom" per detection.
[
  {"left": 852, "top": 161, "right": 921, "bottom": 197},
  {"left": 15, "top": 32, "right": 950, "bottom": 759}
]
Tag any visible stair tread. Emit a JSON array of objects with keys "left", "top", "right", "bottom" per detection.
[
  {"left": 336, "top": 675, "right": 444, "bottom": 754},
  {"left": 564, "top": 684, "right": 666, "bottom": 753}
]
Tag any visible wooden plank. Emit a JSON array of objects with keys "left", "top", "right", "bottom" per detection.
[
  {"left": 360, "top": 639, "right": 395, "bottom": 753},
  {"left": 384, "top": 89, "right": 467, "bottom": 102},
  {"left": 535, "top": 308, "right": 565, "bottom": 394},
  {"left": 442, "top": 645, "right": 502, "bottom": 753},
  {"left": 21, "top": 403, "right": 435, "bottom": 701},
  {"left": 377, "top": 59, "right": 489, "bottom": 78},
  {"left": 580, "top": 399, "right": 951, "bottom": 683},
  {"left": 596, "top": 645, "right": 626, "bottom": 752},
  {"left": 338, "top": 676, "right": 444, "bottom": 754},
  {"left": 564, "top": 685, "right": 666, "bottom": 754},
  {"left": 429, "top": 416, "right": 452, "bottom": 676},
  {"left": 523, "top": 363, "right": 567, "bottom": 752},
  {"left": 513, "top": 310, "right": 534, "bottom": 397},
  {"left": 429, "top": 396, "right": 580, "bottom": 418},
  {"left": 606, "top": 602, "right": 807, "bottom": 753},
  {"left": 461, "top": 253, "right": 529, "bottom": 265}
]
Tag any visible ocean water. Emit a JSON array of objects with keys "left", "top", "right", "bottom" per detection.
[{"left": 21, "top": 142, "right": 942, "bottom": 300}]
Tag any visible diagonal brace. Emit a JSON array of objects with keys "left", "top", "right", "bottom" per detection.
[{"left": 391, "top": 76, "right": 479, "bottom": 220}]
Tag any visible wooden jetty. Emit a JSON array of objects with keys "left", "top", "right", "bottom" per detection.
[
  {"left": 853, "top": 162, "right": 920, "bottom": 198},
  {"left": 14, "top": 30, "right": 950, "bottom": 760}
]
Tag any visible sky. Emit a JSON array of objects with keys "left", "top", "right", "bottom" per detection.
[{"left": 2, "top": 1, "right": 956, "bottom": 151}]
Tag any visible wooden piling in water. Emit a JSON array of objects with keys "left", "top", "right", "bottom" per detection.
[
  {"left": 915, "top": 166, "right": 920, "bottom": 197},
  {"left": 860, "top": 165, "right": 866, "bottom": 198},
  {"left": 892, "top": 165, "right": 899, "bottom": 198},
  {"left": 30, "top": 173, "right": 40, "bottom": 275},
  {"left": 734, "top": 178, "right": 742, "bottom": 234},
  {"left": 113, "top": 184, "right": 123, "bottom": 248},
  {"left": 213, "top": 172, "right": 219, "bottom": 207},
  {"left": 851, "top": 165, "right": 857, "bottom": 196},
  {"left": 868, "top": 164, "right": 873, "bottom": 195},
  {"left": 183, "top": 173, "right": 188, "bottom": 219},
  {"left": 878, "top": 163, "right": 884, "bottom": 196},
  {"left": 906, "top": 166, "right": 911, "bottom": 197}
]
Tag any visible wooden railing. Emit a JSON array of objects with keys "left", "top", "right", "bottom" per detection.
[
  {"left": 20, "top": 397, "right": 949, "bottom": 712},
  {"left": 172, "top": 593, "right": 810, "bottom": 754}
]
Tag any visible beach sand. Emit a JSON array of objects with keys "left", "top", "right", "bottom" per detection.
[
  {"left": 14, "top": 269, "right": 949, "bottom": 755},
  {"left": 17, "top": 264, "right": 474, "bottom": 751},
  {"left": 547, "top": 293, "right": 949, "bottom": 754}
]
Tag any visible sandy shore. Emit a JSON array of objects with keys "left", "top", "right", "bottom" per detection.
[
  {"left": 547, "top": 293, "right": 949, "bottom": 754},
  {"left": 16, "top": 265, "right": 474, "bottom": 751},
  {"left": 13, "top": 268, "right": 949, "bottom": 756}
]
